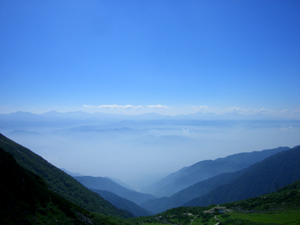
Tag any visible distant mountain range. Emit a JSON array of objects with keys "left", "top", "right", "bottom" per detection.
[
  {"left": 74, "top": 176, "right": 156, "bottom": 205},
  {"left": 142, "top": 146, "right": 290, "bottom": 197},
  {"left": 61, "top": 168, "right": 85, "bottom": 177},
  {"left": 0, "top": 110, "right": 292, "bottom": 132},
  {"left": 63, "top": 171, "right": 153, "bottom": 217},
  {"left": 91, "top": 189, "right": 151, "bottom": 217}
]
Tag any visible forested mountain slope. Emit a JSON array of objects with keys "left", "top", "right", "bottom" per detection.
[
  {"left": 185, "top": 145, "right": 300, "bottom": 207},
  {"left": 130, "top": 178, "right": 300, "bottom": 225},
  {"left": 143, "top": 146, "right": 289, "bottom": 197},
  {"left": 141, "top": 169, "right": 245, "bottom": 214},
  {"left": 0, "top": 133, "right": 132, "bottom": 218},
  {"left": 141, "top": 145, "right": 299, "bottom": 214},
  {"left": 0, "top": 148, "right": 119, "bottom": 225}
]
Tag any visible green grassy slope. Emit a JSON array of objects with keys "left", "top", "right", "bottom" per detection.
[
  {"left": 0, "top": 133, "right": 133, "bottom": 218},
  {"left": 128, "top": 179, "right": 300, "bottom": 225},
  {"left": 0, "top": 148, "right": 121, "bottom": 225},
  {"left": 224, "top": 179, "right": 300, "bottom": 211}
]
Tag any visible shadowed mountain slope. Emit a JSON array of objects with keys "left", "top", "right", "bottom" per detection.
[
  {"left": 185, "top": 145, "right": 300, "bottom": 207},
  {"left": 0, "top": 148, "right": 120, "bottom": 225},
  {"left": 141, "top": 145, "right": 299, "bottom": 214},
  {"left": 223, "top": 178, "right": 300, "bottom": 211},
  {"left": 0, "top": 133, "right": 132, "bottom": 218},
  {"left": 74, "top": 176, "right": 156, "bottom": 205},
  {"left": 142, "top": 146, "right": 290, "bottom": 197},
  {"left": 91, "top": 189, "right": 152, "bottom": 217},
  {"left": 141, "top": 169, "right": 245, "bottom": 214},
  {"left": 130, "top": 178, "right": 300, "bottom": 225}
]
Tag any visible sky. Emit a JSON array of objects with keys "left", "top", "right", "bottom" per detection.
[
  {"left": 1, "top": 0, "right": 300, "bottom": 117},
  {"left": 1, "top": 1, "right": 300, "bottom": 187}
]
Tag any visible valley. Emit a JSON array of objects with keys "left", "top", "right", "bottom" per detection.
[
  {"left": 1, "top": 111, "right": 300, "bottom": 190},
  {"left": 1, "top": 132, "right": 300, "bottom": 224},
  {"left": 0, "top": 112, "right": 300, "bottom": 224}
]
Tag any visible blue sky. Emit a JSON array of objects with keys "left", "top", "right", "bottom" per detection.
[{"left": 1, "top": 0, "right": 300, "bottom": 117}]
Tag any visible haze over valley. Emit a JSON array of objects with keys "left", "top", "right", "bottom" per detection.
[{"left": 1, "top": 111, "right": 299, "bottom": 190}]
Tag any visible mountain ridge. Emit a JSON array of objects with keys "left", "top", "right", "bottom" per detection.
[
  {"left": 74, "top": 176, "right": 156, "bottom": 205},
  {"left": 141, "top": 146, "right": 297, "bottom": 214},
  {"left": 142, "top": 146, "right": 290, "bottom": 197},
  {"left": 0, "top": 147, "right": 122, "bottom": 225},
  {"left": 91, "top": 189, "right": 152, "bottom": 217},
  {"left": 130, "top": 178, "right": 300, "bottom": 225},
  {"left": 0, "top": 133, "right": 132, "bottom": 218},
  {"left": 185, "top": 145, "right": 300, "bottom": 207}
]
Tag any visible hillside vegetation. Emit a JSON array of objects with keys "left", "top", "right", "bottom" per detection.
[
  {"left": 129, "top": 179, "right": 300, "bottom": 225},
  {"left": 141, "top": 170, "right": 244, "bottom": 214},
  {"left": 141, "top": 145, "right": 300, "bottom": 214},
  {"left": 0, "top": 133, "right": 132, "bottom": 218},
  {"left": 1, "top": 132, "right": 300, "bottom": 225},
  {"left": 185, "top": 145, "right": 300, "bottom": 207},
  {"left": 0, "top": 148, "right": 121, "bottom": 225},
  {"left": 143, "top": 147, "right": 289, "bottom": 197}
]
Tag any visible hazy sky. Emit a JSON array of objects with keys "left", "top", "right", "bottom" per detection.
[
  {"left": 1, "top": 0, "right": 300, "bottom": 117},
  {"left": 1, "top": 1, "right": 300, "bottom": 188}
]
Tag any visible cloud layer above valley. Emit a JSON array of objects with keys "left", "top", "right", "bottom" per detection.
[
  {"left": 79, "top": 104, "right": 300, "bottom": 119},
  {"left": 83, "top": 104, "right": 143, "bottom": 109}
]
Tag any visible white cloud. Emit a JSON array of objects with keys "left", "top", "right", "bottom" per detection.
[
  {"left": 83, "top": 104, "right": 143, "bottom": 109},
  {"left": 224, "top": 106, "right": 250, "bottom": 114},
  {"left": 293, "top": 109, "right": 300, "bottom": 113},
  {"left": 193, "top": 105, "right": 209, "bottom": 112},
  {"left": 291, "top": 109, "right": 300, "bottom": 118},
  {"left": 82, "top": 104, "right": 300, "bottom": 118},
  {"left": 253, "top": 108, "right": 269, "bottom": 114},
  {"left": 192, "top": 105, "right": 249, "bottom": 115},
  {"left": 193, "top": 105, "right": 274, "bottom": 116},
  {"left": 147, "top": 105, "right": 169, "bottom": 109}
]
